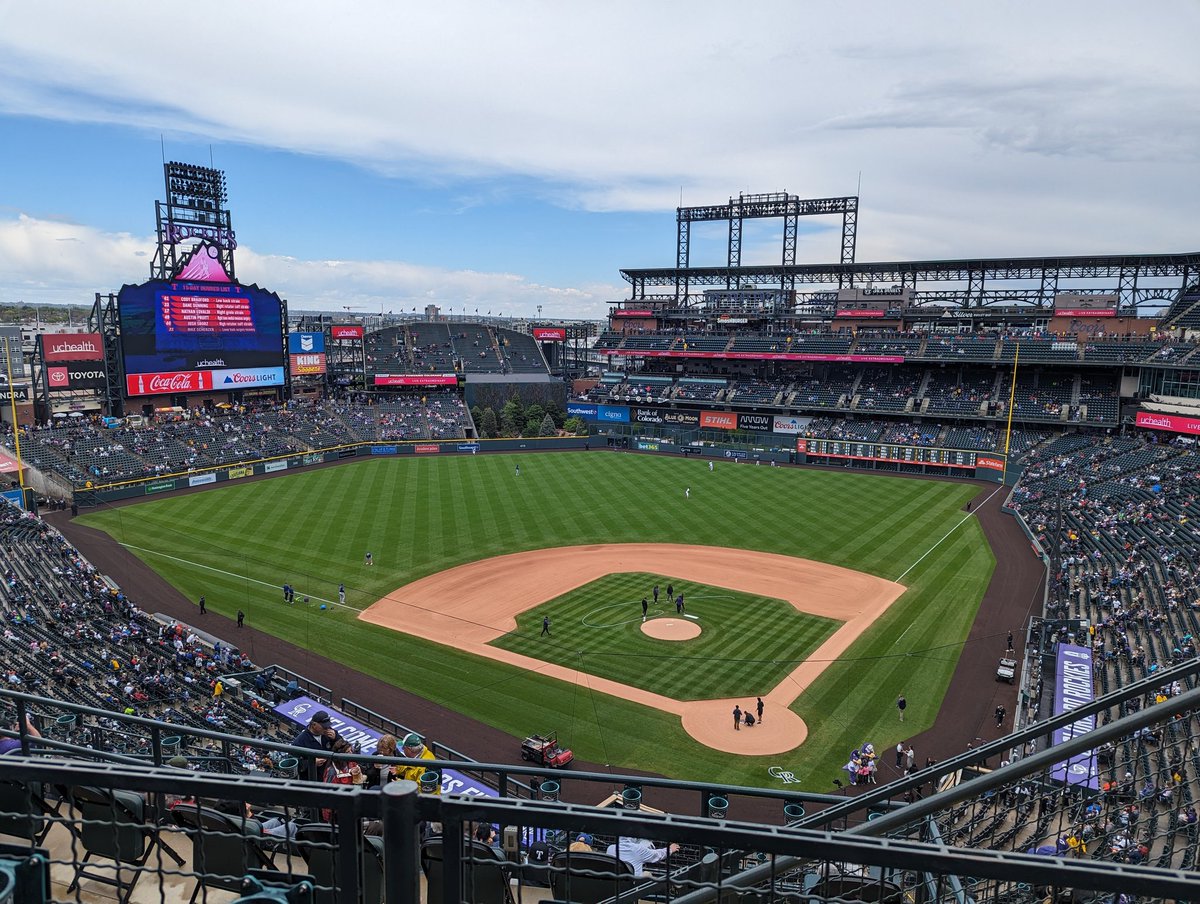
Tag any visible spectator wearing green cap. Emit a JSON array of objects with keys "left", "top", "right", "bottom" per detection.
[{"left": 396, "top": 732, "right": 439, "bottom": 793}]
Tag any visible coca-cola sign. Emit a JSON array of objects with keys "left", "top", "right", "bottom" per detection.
[
  {"left": 42, "top": 332, "right": 105, "bottom": 362},
  {"left": 125, "top": 370, "right": 215, "bottom": 397}
]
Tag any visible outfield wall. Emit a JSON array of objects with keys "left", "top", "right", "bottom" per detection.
[{"left": 73, "top": 436, "right": 589, "bottom": 506}]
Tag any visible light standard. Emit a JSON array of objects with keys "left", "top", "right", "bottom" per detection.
[{"left": 3, "top": 337, "right": 26, "bottom": 496}]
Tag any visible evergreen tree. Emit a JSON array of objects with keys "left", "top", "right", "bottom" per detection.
[
  {"left": 539, "top": 413, "right": 557, "bottom": 436},
  {"left": 479, "top": 407, "right": 499, "bottom": 438}
]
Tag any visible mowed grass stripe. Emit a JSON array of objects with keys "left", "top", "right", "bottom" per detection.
[
  {"left": 81, "top": 453, "right": 993, "bottom": 788},
  {"left": 494, "top": 572, "right": 840, "bottom": 700}
]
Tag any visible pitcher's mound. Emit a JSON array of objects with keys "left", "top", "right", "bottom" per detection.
[{"left": 641, "top": 618, "right": 700, "bottom": 640}]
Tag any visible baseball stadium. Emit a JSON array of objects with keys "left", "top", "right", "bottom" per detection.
[{"left": 2, "top": 164, "right": 1200, "bottom": 902}]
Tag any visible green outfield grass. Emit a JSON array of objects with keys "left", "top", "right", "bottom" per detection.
[
  {"left": 492, "top": 572, "right": 841, "bottom": 700},
  {"left": 78, "top": 452, "right": 995, "bottom": 789}
]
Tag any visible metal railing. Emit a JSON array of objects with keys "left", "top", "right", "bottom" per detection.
[{"left": 2, "top": 757, "right": 1199, "bottom": 904}]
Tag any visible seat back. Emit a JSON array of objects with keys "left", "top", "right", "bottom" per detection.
[
  {"left": 70, "top": 786, "right": 147, "bottom": 864},
  {"left": 422, "top": 837, "right": 511, "bottom": 904},
  {"left": 549, "top": 850, "right": 638, "bottom": 904},
  {"left": 292, "top": 823, "right": 384, "bottom": 904},
  {"left": 171, "top": 804, "right": 271, "bottom": 894},
  {"left": 0, "top": 781, "right": 48, "bottom": 844}
]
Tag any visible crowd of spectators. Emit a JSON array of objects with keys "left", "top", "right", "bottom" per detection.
[{"left": 1, "top": 393, "right": 472, "bottom": 488}]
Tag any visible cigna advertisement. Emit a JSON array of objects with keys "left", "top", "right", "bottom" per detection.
[{"left": 117, "top": 279, "right": 285, "bottom": 396}]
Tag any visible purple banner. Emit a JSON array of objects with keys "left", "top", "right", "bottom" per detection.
[
  {"left": 1050, "top": 643, "right": 1099, "bottom": 788},
  {"left": 274, "top": 696, "right": 496, "bottom": 796}
]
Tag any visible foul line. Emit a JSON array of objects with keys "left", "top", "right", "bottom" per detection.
[
  {"left": 119, "top": 543, "right": 358, "bottom": 612},
  {"left": 894, "top": 485, "right": 1003, "bottom": 584}
]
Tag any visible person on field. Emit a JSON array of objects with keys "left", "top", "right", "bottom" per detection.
[
  {"left": 897, "top": 693, "right": 907, "bottom": 722},
  {"left": 733, "top": 705, "right": 742, "bottom": 731},
  {"left": 642, "top": 597, "right": 648, "bottom": 621},
  {"left": 365, "top": 551, "right": 373, "bottom": 566},
  {"left": 541, "top": 615, "right": 551, "bottom": 636}
]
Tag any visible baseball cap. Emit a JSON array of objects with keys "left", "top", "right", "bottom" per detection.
[
  {"left": 401, "top": 732, "right": 424, "bottom": 748},
  {"left": 311, "top": 711, "right": 333, "bottom": 726}
]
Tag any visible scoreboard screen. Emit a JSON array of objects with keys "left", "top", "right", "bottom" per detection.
[{"left": 804, "top": 439, "right": 979, "bottom": 469}]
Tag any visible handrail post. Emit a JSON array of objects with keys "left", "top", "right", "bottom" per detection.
[{"left": 383, "top": 780, "right": 420, "bottom": 904}]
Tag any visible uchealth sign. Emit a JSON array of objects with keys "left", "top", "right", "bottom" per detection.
[
  {"left": 331, "top": 324, "right": 364, "bottom": 340},
  {"left": 41, "top": 332, "right": 104, "bottom": 362},
  {"left": 699, "top": 410, "right": 737, "bottom": 430},
  {"left": 533, "top": 327, "right": 567, "bottom": 341},
  {"left": 1136, "top": 410, "right": 1200, "bottom": 437}
]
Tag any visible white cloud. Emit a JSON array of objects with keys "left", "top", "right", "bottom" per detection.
[
  {"left": 0, "top": 215, "right": 622, "bottom": 318},
  {"left": 0, "top": 1, "right": 1197, "bottom": 299}
]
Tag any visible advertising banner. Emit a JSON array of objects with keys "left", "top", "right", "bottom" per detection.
[
  {"left": 611, "top": 309, "right": 654, "bottom": 318},
  {"left": 567, "top": 403, "right": 598, "bottom": 419},
  {"left": 632, "top": 407, "right": 665, "bottom": 424},
  {"left": 834, "top": 309, "right": 887, "bottom": 318},
  {"left": 699, "top": 410, "right": 737, "bottom": 430},
  {"left": 457, "top": 443, "right": 480, "bottom": 453},
  {"left": 264, "top": 460, "right": 288, "bottom": 473},
  {"left": 145, "top": 480, "right": 176, "bottom": 494},
  {"left": 1056, "top": 309, "right": 1116, "bottom": 318},
  {"left": 636, "top": 441, "right": 661, "bottom": 451},
  {"left": 0, "top": 384, "right": 31, "bottom": 403},
  {"left": 211, "top": 366, "right": 286, "bottom": 389},
  {"left": 796, "top": 438, "right": 808, "bottom": 453},
  {"left": 290, "top": 353, "right": 328, "bottom": 375},
  {"left": 371, "top": 445, "right": 398, "bottom": 455},
  {"left": 41, "top": 332, "right": 105, "bottom": 362},
  {"left": 533, "top": 327, "right": 567, "bottom": 341},
  {"left": 272, "top": 697, "right": 497, "bottom": 796},
  {"left": 1050, "top": 643, "right": 1099, "bottom": 789},
  {"left": 188, "top": 473, "right": 217, "bottom": 487},
  {"left": 662, "top": 409, "right": 700, "bottom": 427},
  {"left": 414, "top": 444, "right": 440, "bottom": 453},
  {"left": 274, "top": 696, "right": 382, "bottom": 754},
  {"left": 772, "top": 415, "right": 811, "bottom": 434},
  {"left": 331, "top": 324, "right": 365, "bottom": 340},
  {"left": 288, "top": 332, "right": 326, "bottom": 354},
  {"left": 374, "top": 374, "right": 458, "bottom": 386},
  {"left": 596, "top": 404, "right": 629, "bottom": 423},
  {"left": 47, "top": 364, "right": 107, "bottom": 392},
  {"left": 1136, "top": 410, "right": 1200, "bottom": 437},
  {"left": 975, "top": 456, "right": 1006, "bottom": 471},
  {"left": 736, "top": 413, "right": 773, "bottom": 433},
  {"left": 227, "top": 466, "right": 252, "bottom": 479},
  {"left": 613, "top": 349, "right": 904, "bottom": 364},
  {"left": 302, "top": 453, "right": 324, "bottom": 466},
  {"left": 125, "top": 370, "right": 215, "bottom": 397}
]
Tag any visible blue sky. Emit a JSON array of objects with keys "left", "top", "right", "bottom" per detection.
[{"left": 1, "top": 2, "right": 1197, "bottom": 319}]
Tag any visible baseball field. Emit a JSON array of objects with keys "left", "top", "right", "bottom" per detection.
[{"left": 77, "top": 451, "right": 995, "bottom": 788}]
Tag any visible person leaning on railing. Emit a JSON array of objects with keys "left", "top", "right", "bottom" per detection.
[{"left": 0, "top": 715, "right": 41, "bottom": 755}]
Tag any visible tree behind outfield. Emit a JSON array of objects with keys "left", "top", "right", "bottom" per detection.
[
  {"left": 479, "top": 407, "right": 499, "bottom": 438},
  {"left": 538, "top": 413, "right": 557, "bottom": 436}
]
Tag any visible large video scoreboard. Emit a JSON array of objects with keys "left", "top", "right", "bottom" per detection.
[{"left": 118, "top": 279, "right": 286, "bottom": 396}]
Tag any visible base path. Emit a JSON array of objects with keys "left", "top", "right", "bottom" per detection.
[{"left": 360, "top": 543, "right": 905, "bottom": 756}]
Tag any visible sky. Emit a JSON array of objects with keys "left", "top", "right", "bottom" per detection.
[{"left": 0, "top": 2, "right": 1197, "bottom": 320}]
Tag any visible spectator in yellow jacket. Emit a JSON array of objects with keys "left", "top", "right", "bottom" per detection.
[{"left": 398, "top": 732, "right": 440, "bottom": 793}]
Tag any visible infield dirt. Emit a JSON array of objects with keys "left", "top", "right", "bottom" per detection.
[{"left": 360, "top": 543, "right": 904, "bottom": 755}]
